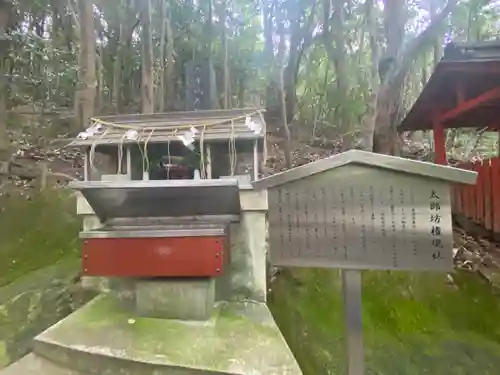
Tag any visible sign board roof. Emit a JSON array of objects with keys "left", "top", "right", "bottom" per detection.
[{"left": 252, "top": 150, "right": 477, "bottom": 190}]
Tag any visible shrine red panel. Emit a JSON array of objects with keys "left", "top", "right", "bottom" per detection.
[{"left": 82, "top": 236, "right": 225, "bottom": 277}]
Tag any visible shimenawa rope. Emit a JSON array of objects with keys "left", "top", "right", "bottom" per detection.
[{"left": 85, "top": 110, "right": 263, "bottom": 178}]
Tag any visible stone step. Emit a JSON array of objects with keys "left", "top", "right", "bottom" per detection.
[
  {"left": 0, "top": 353, "right": 87, "bottom": 375},
  {"left": 31, "top": 295, "right": 301, "bottom": 375},
  {"left": 33, "top": 340, "right": 207, "bottom": 375}
]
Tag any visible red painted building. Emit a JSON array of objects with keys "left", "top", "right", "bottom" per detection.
[{"left": 399, "top": 41, "right": 500, "bottom": 237}]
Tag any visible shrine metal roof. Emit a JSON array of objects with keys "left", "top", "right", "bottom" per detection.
[
  {"left": 69, "top": 179, "right": 241, "bottom": 220},
  {"left": 66, "top": 108, "right": 266, "bottom": 148},
  {"left": 252, "top": 150, "right": 477, "bottom": 190},
  {"left": 399, "top": 40, "right": 500, "bottom": 131}
]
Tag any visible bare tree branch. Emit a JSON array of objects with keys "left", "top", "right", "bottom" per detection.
[{"left": 388, "top": 0, "right": 458, "bottom": 93}]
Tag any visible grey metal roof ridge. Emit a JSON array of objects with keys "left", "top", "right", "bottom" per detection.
[{"left": 252, "top": 150, "right": 477, "bottom": 190}]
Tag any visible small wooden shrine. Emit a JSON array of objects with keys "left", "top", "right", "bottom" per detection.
[
  {"left": 67, "top": 108, "right": 266, "bottom": 182},
  {"left": 0, "top": 106, "right": 302, "bottom": 375}
]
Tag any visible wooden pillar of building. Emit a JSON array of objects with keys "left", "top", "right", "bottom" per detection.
[
  {"left": 497, "top": 130, "right": 500, "bottom": 157},
  {"left": 433, "top": 121, "right": 447, "bottom": 165}
]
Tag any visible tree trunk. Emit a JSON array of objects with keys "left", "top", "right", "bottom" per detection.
[
  {"left": 50, "top": 0, "right": 63, "bottom": 105},
  {"left": 112, "top": 0, "right": 124, "bottom": 113},
  {"left": 96, "top": 45, "right": 103, "bottom": 113},
  {"left": 322, "top": 0, "right": 350, "bottom": 130},
  {"left": 140, "top": 0, "right": 154, "bottom": 114},
  {"left": 165, "top": 0, "right": 175, "bottom": 111},
  {"left": 0, "top": 4, "right": 9, "bottom": 165},
  {"left": 277, "top": 19, "right": 292, "bottom": 169},
  {"left": 366, "top": 0, "right": 379, "bottom": 91},
  {"left": 222, "top": 0, "right": 230, "bottom": 109},
  {"left": 421, "top": 53, "right": 428, "bottom": 86},
  {"left": 262, "top": 0, "right": 280, "bottom": 129},
  {"left": 121, "top": 0, "right": 138, "bottom": 110},
  {"left": 76, "top": 0, "right": 97, "bottom": 131},
  {"left": 280, "top": 66, "right": 293, "bottom": 169},
  {"left": 372, "top": 0, "right": 458, "bottom": 155},
  {"left": 358, "top": 0, "right": 379, "bottom": 151},
  {"left": 206, "top": 0, "right": 213, "bottom": 57},
  {"left": 237, "top": 76, "right": 245, "bottom": 107},
  {"left": 383, "top": 0, "right": 406, "bottom": 59},
  {"left": 372, "top": 86, "right": 401, "bottom": 154},
  {"left": 430, "top": 0, "right": 444, "bottom": 65},
  {"left": 158, "top": 0, "right": 167, "bottom": 112}
]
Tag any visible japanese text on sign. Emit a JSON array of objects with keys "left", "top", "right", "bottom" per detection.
[
  {"left": 267, "top": 167, "right": 454, "bottom": 272},
  {"left": 429, "top": 190, "right": 443, "bottom": 259}
]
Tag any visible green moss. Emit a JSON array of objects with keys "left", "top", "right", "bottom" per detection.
[
  {"left": 0, "top": 189, "right": 80, "bottom": 288},
  {"left": 0, "top": 341, "right": 8, "bottom": 368},
  {"left": 269, "top": 269, "right": 500, "bottom": 375},
  {"left": 73, "top": 296, "right": 283, "bottom": 359},
  {"left": 39, "top": 296, "right": 301, "bottom": 374},
  {"left": 0, "top": 189, "right": 88, "bottom": 368}
]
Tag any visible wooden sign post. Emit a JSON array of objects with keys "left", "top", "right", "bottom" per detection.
[{"left": 253, "top": 150, "right": 477, "bottom": 375}]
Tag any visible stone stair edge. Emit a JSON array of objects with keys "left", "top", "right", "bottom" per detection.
[
  {"left": 0, "top": 353, "right": 89, "bottom": 375},
  {"left": 33, "top": 336, "right": 234, "bottom": 375}
]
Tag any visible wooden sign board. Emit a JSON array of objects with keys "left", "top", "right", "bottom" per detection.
[
  {"left": 253, "top": 150, "right": 478, "bottom": 375},
  {"left": 267, "top": 166, "right": 452, "bottom": 271},
  {"left": 254, "top": 150, "right": 477, "bottom": 273}
]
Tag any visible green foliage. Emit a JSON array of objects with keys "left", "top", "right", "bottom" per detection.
[{"left": 7, "top": 0, "right": 500, "bottom": 149}]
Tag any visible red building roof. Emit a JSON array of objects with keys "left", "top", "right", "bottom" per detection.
[{"left": 399, "top": 41, "right": 500, "bottom": 131}]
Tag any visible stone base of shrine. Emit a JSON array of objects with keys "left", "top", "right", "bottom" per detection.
[{"left": 0, "top": 295, "right": 302, "bottom": 375}]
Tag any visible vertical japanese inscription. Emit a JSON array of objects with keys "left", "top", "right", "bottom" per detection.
[
  {"left": 277, "top": 188, "right": 284, "bottom": 247},
  {"left": 294, "top": 191, "right": 302, "bottom": 257},
  {"left": 429, "top": 189, "right": 443, "bottom": 260},
  {"left": 359, "top": 188, "right": 367, "bottom": 255},
  {"left": 285, "top": 190, "right": 293, "bottom": 250},
  {"left": 304, "top": 187, "right": 311, "bottom": 252},
  {"left": 399, "top": 188, "right": 408, "bottom": 266},
  {"left": 410, "top": 189, "right": 417, "bottom": 258},
  {"left": 330, "top": 187, "right": 339, "bottom": 255},
  {"left": 312, "top": 189, "right": 320, "bottom": 256},
  {"left": 399, "top": 189, "right": 407, "bottom": 235},
  {"left": 322, "top": 187, "right": 328, "bottom": 249},
  {"left": 379, "top": 189, "right": 387, "bottom": 248},
  {"left": 349, "top": 187, "right": 356, "bottom": 259},
  {"left": 340, "top": 189, "right": 348, "bottom": 260},
  {"left": 369, "top": 185, "right": 375, "bottom": 229},
  {"left": 368, "top": 186, "right": 376, "bottom": 261},
  {"left": 389, "top": 186, "right": 397, "bottom": 267}
]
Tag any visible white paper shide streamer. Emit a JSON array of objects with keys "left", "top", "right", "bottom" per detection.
[
  {"left": 177, "top": 126, "right": 199, "bottom": 151},
  {"left": 125, "top": 129, "right": 139, "bottom": 141},
  {"left": 77, "top": 123, "right": 104, "bottom": 140},
  {"left": 245, "top": 116, "right": 262, "bottom": 134}
]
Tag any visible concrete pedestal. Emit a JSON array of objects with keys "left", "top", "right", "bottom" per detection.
[
  {"left": 1, "top": 295, "right": 302, "bottom": 375},
  {"left": 135, "top": 278, "right": 215, "bottom": 320},
  {"left": 0, "top": 186, "right": 303, "bottom": 374}
]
